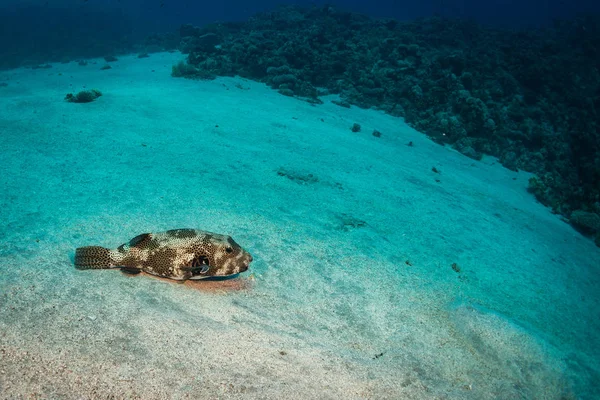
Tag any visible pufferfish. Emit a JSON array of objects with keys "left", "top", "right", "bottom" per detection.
[{"left": 74, "top": 229, "right": 253, "bottom": 281}]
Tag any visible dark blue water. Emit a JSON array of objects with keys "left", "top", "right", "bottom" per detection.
[{"left": 2, "top": 0, "right": 599, "bottom": 69}]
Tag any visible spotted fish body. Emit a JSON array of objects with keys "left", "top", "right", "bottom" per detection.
[{"left": 75, "top": 229, "right": 253, "bottom": 281}]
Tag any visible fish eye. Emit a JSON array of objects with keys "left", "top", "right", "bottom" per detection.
[{"left": 225, "top": 247, "right": 233, "bottom": 253}]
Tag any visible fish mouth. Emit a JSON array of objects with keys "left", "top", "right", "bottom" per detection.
[{"left": 239, "top": 255, "right": 252, "bottom": 272}]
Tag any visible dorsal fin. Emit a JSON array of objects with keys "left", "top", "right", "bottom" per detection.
[{"left": 128, "top": 233, "right": 151, "bottom": 248}]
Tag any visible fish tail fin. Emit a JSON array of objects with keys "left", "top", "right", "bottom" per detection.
[{"left": 74, "top": 246, "right": 116, "bottom": 269}]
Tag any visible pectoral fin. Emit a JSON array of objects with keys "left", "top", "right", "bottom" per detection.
[
  {"left": 181, "top": 255, "right": 211, "bottom": 277},
  {"left": 181, "top": 265, "right": 210, "bottom": 274}
]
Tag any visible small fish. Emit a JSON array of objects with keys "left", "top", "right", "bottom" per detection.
[{"left": 75, "top": 229, "right": 253, "bottom": 281}]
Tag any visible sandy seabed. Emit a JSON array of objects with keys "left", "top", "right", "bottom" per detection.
[{"left": 0, "top": 52, "right": 598, "bottom": 399}]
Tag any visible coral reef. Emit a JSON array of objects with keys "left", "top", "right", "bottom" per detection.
[{"left": 570, "top": 210, "right": 600, "bottom": 238}]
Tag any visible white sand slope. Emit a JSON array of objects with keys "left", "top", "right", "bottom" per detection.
[{"left": 0, "top": 52, "right": 598, "bottom": 399}]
